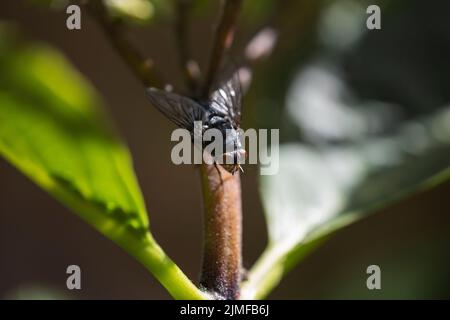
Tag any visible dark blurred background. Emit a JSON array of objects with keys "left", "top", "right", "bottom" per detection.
[{"left": 1, "top": 0, "right": 449, "bottom": 299}]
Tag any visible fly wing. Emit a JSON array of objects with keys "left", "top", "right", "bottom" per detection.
[
  {"left": 209, "top": 71, "right": 242, "bottom": 127},
  {"left": 146, "top": 87, "right": 206, "bottom": 131}
]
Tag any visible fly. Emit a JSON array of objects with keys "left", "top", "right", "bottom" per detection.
[{"left": 146, "top": 71, "right": 245, "bottom": 175}]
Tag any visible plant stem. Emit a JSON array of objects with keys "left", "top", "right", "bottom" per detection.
[
  {"left": 86, "top": 0, "right": 163, "bottom": 88},
  {"left": 239, "top": 245, "right": 286, "bottom": 300},
  {"left": 120, "top": 232, "right": 210, "bottom": 300},
  {"left": 199, "top": 161, "right": 242, "bottom": 299},
  {"left": 239, "top": 241, "right": 321, "bottom": 300},
  {"left": 200, "top": 0, "right": 243, "bottom": 99},
  {"left": 196, "top": 0, "right": 243, "bottom": 300},
  {"left": 174, "top": 0, "right": 199, "bottom": 93}
]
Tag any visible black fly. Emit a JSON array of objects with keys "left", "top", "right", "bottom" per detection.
[{"left": 145, "top": 72, "right": 245, "bottom": 175}]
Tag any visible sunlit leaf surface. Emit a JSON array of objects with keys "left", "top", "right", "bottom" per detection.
[{"left": 0, "top": 40, "right": 149, "bottom": 239}]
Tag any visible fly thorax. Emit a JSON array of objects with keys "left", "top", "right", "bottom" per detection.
[{"left": 224, "top": 128, "right": 240, "bottom": 153}]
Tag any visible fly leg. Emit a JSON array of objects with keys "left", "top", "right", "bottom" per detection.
[{"left": 213, "top": 161, "right": 224, "bottom": 186}]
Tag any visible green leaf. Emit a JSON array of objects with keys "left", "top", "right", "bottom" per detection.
[
  {"left": 0, "top": 37, "right": 206, "bottom": 300},
  {"left": 0, "top": 42, "right": 150, "bottom": 238},
  {"left": 240, "top": 64, "right": 450, "bottom": 299}
]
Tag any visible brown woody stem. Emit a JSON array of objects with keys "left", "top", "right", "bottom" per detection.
[
  {"left": 199, "top": 158, "right": 242, "bottom": 300},
  {"left": 198, "top": 0, "right": 243, "bottom": 300}
]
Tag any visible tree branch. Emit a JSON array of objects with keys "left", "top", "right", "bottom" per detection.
[{"left": 86, "top": 0, "right": 163, "bottom": 88}]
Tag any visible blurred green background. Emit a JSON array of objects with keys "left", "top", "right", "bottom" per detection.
[{"left": 0, "top": 0, "right": 449, "bottom": 299}]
